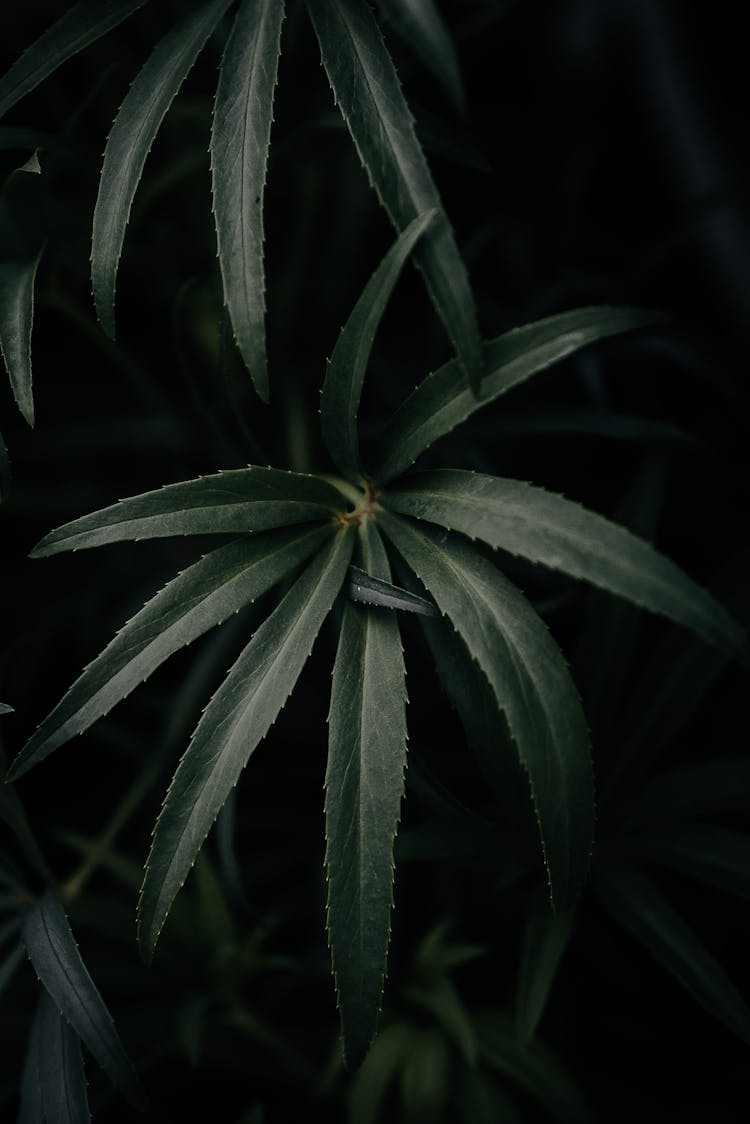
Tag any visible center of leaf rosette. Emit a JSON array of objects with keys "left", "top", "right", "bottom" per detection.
[{"left": 334, "top": 480, "right": 380, "bottom": 528}]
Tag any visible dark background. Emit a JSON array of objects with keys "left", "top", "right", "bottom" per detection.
[{"left": 1, "top": 2, "right": 749, "bottom": 1120}]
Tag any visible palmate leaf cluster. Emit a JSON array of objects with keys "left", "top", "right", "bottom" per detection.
[{"left": 1, "top": 1, "right": 749, "bottom": 1119}]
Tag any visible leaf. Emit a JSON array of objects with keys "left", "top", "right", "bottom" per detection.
[
  {"left": 18, "top": 990, "right": 44, "bottom": 1124},
  {"left": 383, "top": 469, "right": 750, "bottom": 665},
  {"left": 22, "top": 888, "right": 147, "bottom": 1108},
  {"left": 379, "top": 512, "right": 594, "bottom": 909},
  {"left": 0, "top": 777, "right": 50, "bottom": 878},
  {"left": 37, "top": 990, "right": 91, "bottom": 1124},
  {"left": 0, "top": 702, "right": 13, "bottom": 714},
  {"left": 402, "top": 975, "right": 478, "bottom": 1065},
  {"left": 306, "top": 0, "right": 482, "bottom": 388},
  {"left": 0, "top": 250, "right": 43, "bottom": 427},
  {"left": 9, "top": 525, "right": 330, "bottom": 782},
  {"left": 211, "top": 0, "right": 286, "bottom": 403},
  {"left": 92, "top": 0, "right": 233, "bottom": 338},
  {"left": 138, "top": 526, "right": 354, "bottom": 960},
  {"left": 347, "top": 1022, "right": 412, "bottom": 1124},
  {"left": 476, "top": 1012, "right": 593, "bottom": 1124},
  {"left": 593, "top": 863, "right": 750, "bottom": 1046},
  {"left": 347, "top": 565, "right": 438, "bottom": 616},
  {"left": 377, "top": 0, "right": 465, "bottom": 116},
  {"left": 398, "top": 1026, "right": 450, "bottom": 1122},
  {"left": 625, "top": 825, "right": 750, "bottom": 902},
  {"left": 0, "top": 941, "right": 24, "bottom": 996},
  {"left": 372, "top": 305, "right": 668, "bottom": 483},
  {"left": 515, "top": 903, "right": 574, "bottom": 1043},
  {"left": 0, "top": 0, "right": 147, "bottom": 119},
  {"left": 321, "top": 210, "right": 436, "bottom": 481},
  {"left": 29, "top": 466, "right": 344, "bottom": 556},
  {"left": 326, "top": 521, "right": 407, "bottom": 1067}
]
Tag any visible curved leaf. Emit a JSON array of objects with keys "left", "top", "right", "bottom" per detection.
[
  {"left": 321, "top": 210, "right": 435, "bottom": 481},
  {"left": 377, "top": 0, "right": 465, "bottom": 116},
  {"left": 383, "top": 469, "right": 750, "bottom": 665},
  {"left": 30, "top": 466, "right": 344, "bottom": 556},
  {"left": 515, "top": 903, "right": 574, "bottom": 1043},
  {"left": 593, "top": 863, "right": 750, "bottom": 1046},
  {"left": 22, "top": 888, "right": 147, "bottom": 1109},
  {"left": 0, "top": 0, "right": 147, "bottom": 119},
  {"left": 138, "top": 526, "right": 354, "bottom": 960},
  {"left": 92, "top": 0, "right": 233, "bottom": 337},
  {"left": 372, "top": 306, "right": 668, "bottom": 483},
  {"left": 211, "top": 0, "right": 285, "bottom": 403},
  {"left": 326, "top": 522, "right": 407, "bottom": 1067},
  {"left": 0, "top": 249, "right": 43, "bottom": 427},
  {"left": 9, "top": 525, "right": 330, "bottom": 782},
  {"left": 379, "top": 511, "right": 594, "bottom": 909},
  {"left": 347, "top": 564, "right": 437, "bottom": 616},
  {"left": 36, "top": 990, "right": 91, "bottom": 1124},
  {"left": 0, "top": 702, "right": 13, "bottom": 714},
  {"left": 306, "top": 0, "right": 482, "bottom": 388}
]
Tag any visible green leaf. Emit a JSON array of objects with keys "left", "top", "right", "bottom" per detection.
[
  {"left": 0, "top": 0, "right": 147, "bottom": 119},
  {"left": 383, "top": 469, "right": 750, "bottom": 665},
  {"left": 477, "top": 1012, "right": 593, "bottom": 1124},
  {"left": 373, "top": 305, "right": 668, "bottom": 483},
  {"left": 0, "top": 249, "right": 43, "bottom": 427},
  {"left": 37, "top": 990, "right": 91, "bottom": 1124},
  {"left": 593, "top": 863, "right": 750, "bottom": 1046},
  {"left": 92, "top": 0, "right": 233, "bottom": 337},
  {"left": 0, "top": 702, "right": 13, "bottom": 714},
  {"left": 347, "top": 1022, "right": 412, "bottom": 1124},
  {"left": 9, "top": 525, "right": 330, "bottom": 782},
  {"left": 625, "top": 825, "right": 750, "bottom": 902},
  {"left": 347, "top": 564, "right": 438, "bottom": 616},
  {"left": 399, "top": 1026, "right": 450, "bottom": 1123},
  {"left": 0, "top": 941, "right": 24, "bottom": 996},
  {"left": 379, "top": 512, "right": 594, "bottom": 909},
  {"left": 306, "top": 0, "right": 482, "bottom": 388},
  {"left": 138, "top": 526, "right": 354, "bottom": 960},
  {"left": 18, "top": 989, "right": 44, "bottom": 1124},
  {"left": 321, "top": 210, "right": 436, "bottom": 481},
  {"left": 211, "top": 0, "right": 285, "bottom": 403},
  {"left": 29, "top": 466, "right": 344, "bottom": 556},
  {"left": 22, "top": 888, "right": 147, "bottom": 1109},
  {"left": 515, "top": 902, "right": 574, "bottom": 1043},
  {"left": 403, "top": 975, "right": 478, "bottom": 1066},
  {"left": 326, "top": 521, "right": 407, "bottom": 1067},
  {"left": 377, "top": 0, "right": 465, "bottom": 116}
]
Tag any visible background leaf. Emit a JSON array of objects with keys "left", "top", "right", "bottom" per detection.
[
  {"left": 326, "top": 522, "right": 408, "bottom": 1067},
  {"left": 380, "top": 512, "right": 594, "bottom": 909},
  {"left": 22, "top": 889, "right": 147, "bottom": 1109},
  {"left": 306, "top": 0, "right": 482, "bottom": 387},
  {"left": 0, "top": 0, "right": 147, "bottom": 119},
  {"left": 515, "top": 902, "right": 574, "bottom": 1043},
  {"left": 138, "top": 527, "right": 354, "bottom": 961},
  {"left": 320, "top": 210, "right": 435, "bottom": 481},
  {"left": 92, "top": 0, "right": 233, "bottom": 337},
  {"left": 372, "top": 306, "right": 668, "bottom": 483},
  {"left": 377, "top": 0, "right": 465, "bottom": 116},
  {"left": 36, "top": 990, "right": 91, "bottom": 1124},
  {"left": 211, "top": 0, "right": 286, "bottom": 402},
  {"left": 0, "top": 250, "right": 43, "bottom": 427}
]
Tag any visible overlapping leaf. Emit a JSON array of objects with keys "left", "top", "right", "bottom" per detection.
[
  {"left": 26, "top": 991, "right": 91, "bottom": 1124},
  {"left": 9, "top": 525, "right": 330, "bottom": 781},
  {"left": 0, "top": 0, "right": 147, "bottom": 119},
  {"left": 92, "top": 0, "right": 233, "bottom": 337},
  {"left": 372, "top": 306, "right": 668, "bottom": 482},
  {"left": 29, "top": 466, "right": 343, "bottom": 555},
  {"left": 138, "top": 526, "right": 354, "bottom": 960},
  {"left": 211, "top": 0, "right": 285, "bottom": 402},
  {"left": 321, "top": 210, "right": 435, "bottom": 481},
  {"left": 306, "top": 0, "right": 482, "bottom": 388},
  {"left": 22, "top": 888, "right": 147, "bottom": 1108},
  {"left": 347, "top": 565, "right": 437, "bottom": 616},
  {"left": 0, "top": 250, "right": 43, "bottom": 427},
  {"left": 379, "top": 512, "right": 594, "bottom": 909},
  {"left": 326, "top": 522, "right": 408, "bottom": 1067},
  {"left": 384, "top": 469, "right": 750, "bottom": 664}
]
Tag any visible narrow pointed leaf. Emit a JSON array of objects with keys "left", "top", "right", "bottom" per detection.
[
  {"left": 0, "top": 0, "right": 147, "bottom": 119},
  {"left": 9, "top": 525, "right": 329, "bottom": 781},
  {"left": 626, "top": 826, "right": 750, "bottom": 902},
  {"left": 22, "top": 888, "right": 147, "bottom": 1108},
  {"left": 321, "top": 210, "right": 435, "bottom": 481},
  {"left": 36, "top": 990, "right": 91, "bottom": 1124},
  {"left": 138, "top": 527, "right": 354, "bottom": 960},
  {"left": 30, "top": 466, "right": 344, "bottom": 556},
  {"left": 0, "top": 250, "right": 43, "bottom": 427},
  {"left": 593, "top": 863, "right": 750, "bottom": 1046},
  {"left": 384, "top": 469, "right": 750, "bottom": 665},
  {"left": 347, "top": 564, "right": 437, "bottom": 616},
  {"left": 18, "top": 991, "right": 44, "bottom": 1124},
  {"left": 211, "top": 0, "right": 285, "bottom": 403},
  {"left": 92, "top": 0, "right": 233, "bottom": 337},
  {"left": 516, "top": 904, "right": 574, "bottom": 1042},
  {"left": 377, "top": 0, "right": 465, "bottom": 116},
  {"left": 326, "top": 522, "right": 407, "bottom": 1067},
  {"left": 380, "top": 511, "right": 594, "bottom": 909},
  {"left": 0, "top": 702, "right": 13, "bottom": 714},
  {"left": 307, "top": 0, "right": 482, "bottom": 388},
  {"left": 373, "top": 306, "right": 668, "bottom": 483}
]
